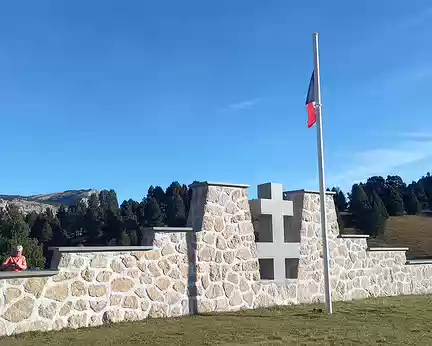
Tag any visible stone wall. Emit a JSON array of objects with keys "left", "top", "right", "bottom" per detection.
[
  {"left": 1, "top": 181, "right": 432, "bottom": 337},
  {"left": 188, "top": 182, "right": 297, "bottom": 312},
  {"left": 286, "top": 190, "right": 432, "bottom": 302},
  {"left": 0, "top": 235, "right": 190, "bottom": 336}
]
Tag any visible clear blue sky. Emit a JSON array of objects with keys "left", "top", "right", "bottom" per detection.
[{"left": 1, "top": 1, "right": 432, "bottom": 202}]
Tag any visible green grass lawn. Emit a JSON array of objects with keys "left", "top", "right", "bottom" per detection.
[{"left": 2, "top": 296, "right": 432, "bottom": 345}]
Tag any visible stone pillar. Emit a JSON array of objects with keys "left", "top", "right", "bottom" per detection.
[
  {"left": 283, "top": 190, "right": 339, "bottom": 303},
  {"left": 187, "top": 182, "right": 260, "bottom": 313}
]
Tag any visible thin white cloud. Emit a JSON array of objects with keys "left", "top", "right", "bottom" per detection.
[
  {"left": 398, "top": 7, "right": 432, "bottom": 31},
  {"left": 327, "top": 140, "right": 432, "bottom": 190},
  {"left": 349, "top": 6, "right": 432, "bottom": 52},
  {"left": 366, "top": 131, "right": 432, "bottom": 140},
  {"left": 361, "top": 64, "right": 432, "bottom": 94},
  {"left": 399, "top": 132, "right": 432, "bottom": 139},
  {"left": 224, "top": 97, "right": 261, "bottom": 111}
]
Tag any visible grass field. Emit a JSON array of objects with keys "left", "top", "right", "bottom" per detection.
[
  {"left": 365, "top": 215, "right": 432, "bottom": 259},
  {"left": 2, "top": 296, "right": 432, "bottom": 345}
]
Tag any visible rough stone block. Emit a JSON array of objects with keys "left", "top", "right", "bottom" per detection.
[
  {"left": 45, "top": 283, "right": 69, "bottom": 301},
  {"left": 90, "top": 300, "right": 107, "bottom": 312},
  {"left": 4, "top": 287, "right": 22, "bottom": 304},
  {"left": 81, "top": 269, "right": 96, "bottom": 282},
  {"left": 122, "top": 296, "right": 139, "bottom": 309},
  {"left": 146, "top": 286, "right": 164, "bottom": 302},
  {"left": 103, "top": 309, "right": 124, "bottom": 323},
  {"left": 59, "top": 301, "right": 73, "bottom": 316},
  {"left": 38, "top": 302, "right": 57, "bottom": 319},
  {"left": 89, "top": 284, "right": 107, "bottom": 297},
  {"left": 68, "top": 313, "right": 88, "bottom": 328},
  {"left": 111, "top": 278, "right": 134, "bottom": 292},
  {"left": 122, "top": 256, "right": 137, "bottom": 268},
  {"left": 24, "top": 278, "right": 47, "bottom": 298},
  {"left": 2, "top": 296, "right": 35, "bottom": 322},
  {"left": 74, "top": 299, "right": 88, "bottom": 311},
  {"left": 91, "top": 255, "right": 108, "bottom": 268},
  {"left": 71, "top": 281, "right": 87, "bottom": 297}
]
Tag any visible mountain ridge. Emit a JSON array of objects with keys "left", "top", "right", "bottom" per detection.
[{"left": 0, "top": 189, "right": 98, "bottom": 214}]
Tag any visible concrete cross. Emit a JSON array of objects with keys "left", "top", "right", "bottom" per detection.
[{"left": 249, "top": 183, "right": 299, "bottom": 281}]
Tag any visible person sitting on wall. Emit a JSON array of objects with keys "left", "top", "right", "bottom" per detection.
[{"left": 1, "top": 245, "right": 28, "bottom": 272}]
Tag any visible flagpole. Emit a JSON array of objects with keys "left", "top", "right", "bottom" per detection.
[{"left": 313, "top": 32, "right": 333, "bottom": 314}]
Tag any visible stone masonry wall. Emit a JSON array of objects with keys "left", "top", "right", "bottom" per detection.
[
  {"left": 1, "top": 182, "right": 432, "bottom": 337},
  {"left": 286, "top": 191, "right": 432, "bottom": 303},
  {"left": 189, "top": 183, "right": 297, "bottom": 312},
  {"left": 0, "top": 182, "right": 296, "bottom": 337},
  {"left": 0, "top": 232, "right": 190, "bottom": 336}
]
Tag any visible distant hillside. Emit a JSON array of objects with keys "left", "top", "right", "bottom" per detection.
[
  {"left": 366, "top": 215, "right": 432, "bottom": 260},
  {"left": 343, "top": 215, "right": 432, "bottom": 260},
  {"left": 0, "top": 189, "right": 98, "bottom": 215}
]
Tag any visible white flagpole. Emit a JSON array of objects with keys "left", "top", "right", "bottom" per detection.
[{"left": 313, "top": 32, "right": 333, "bottom": 314}]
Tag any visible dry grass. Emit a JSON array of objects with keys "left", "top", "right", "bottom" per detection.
[
  {"left": 1, "top": 296, "right": 432, "bottom": 345},
  {"left": 367, "top": 215, "right": 432, "bottom": 259}
]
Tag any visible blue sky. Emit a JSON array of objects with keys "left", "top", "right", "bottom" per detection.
[{"left": 1, "top": 1, "right": 432, "bottom": 202}]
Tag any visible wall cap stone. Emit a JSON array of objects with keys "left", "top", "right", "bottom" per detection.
[
  {"left": 367, "top": 247, "right": 409, "bottom": 252},
  {"left": 143, "top": 227, "right": 195, "bottom": 232},
  {"left": 406, "top": 259, "right": 432, "bottom": 265},
  {"left": 284, "top": 189, "right": 336, "bottom": 196},
  {"left": 338, "top": 234, "right": 370, "bottom": 239},
  {"left": 48, "top": 246, "right": 153, "bottom": 253},
  {"left": 0, "top": 270, "right": 59, "bottom": 279},
  {"left": 189, "top": 181, "right": 249, "bottom": 188},
  {"left": 260, "top": 279, "right": 298, "bottom": 285}
]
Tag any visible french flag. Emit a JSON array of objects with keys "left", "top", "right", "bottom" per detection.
[{"left": 305, "top": 71, "right": 316, "bottom": 128}]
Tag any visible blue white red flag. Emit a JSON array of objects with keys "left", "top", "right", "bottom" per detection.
[{"left": 305, "top": 72, "right": 316, "bottom": 128}]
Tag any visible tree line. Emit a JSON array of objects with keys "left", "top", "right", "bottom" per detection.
[
  {"left": 2, "top": 172, "right": 431, "bottom": 268},
  {"left": 330, "top": 173, "right": 432, "bottom": 237},
  {"left": 0, "top": 181, "right": 195, "bottom": 269}
]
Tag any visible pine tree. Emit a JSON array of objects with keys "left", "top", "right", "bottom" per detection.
[
  {"left": 364, "top": 176, "right": 386, "bottom": 199},
  {"left": 104, "top": 209, "right": 122, "bottom": 244},
  {"left": 368, "top": 191, "right": 388, "bottom": 237},
  {"left": 83, "top": 193, "right": 104, "bottom": 245},
  {"left": 51, "top": 216, "right": 69, "bottom": 246},
  {"left": 335, "top": 207, "right": 344, "bottom": 233},
  {"left": 331, "top": 187, "right": 347, "bottom": 212},
  {"left": 153, "top": 186, "right": 167, "bottom": 222},
  {"left": 88, "top": 193, "right": 99, "bottom": 209},
  {"left": 29, "top": 214, "right": 54, "bottom": 244},
  {"left": 25, "top": 211, "right": 38, "bottom": 229},
  {"left": 120, "top": 200, "right": 141, "bottom": 244},
  {"left": 40, "top": 220, "right": 53, "bottom": 244},
  {"left": 117, "top": 229, "right": 131, "bottom": 246},
  {"left": 386, "top": 175, "right": 406, "bottom": 192},
  {"left": 99, "top": 189, "right": 119, "bottom": 214},
  {"left": 376, "top": 191, "right": 389, "bottom": 219},
  {"left": 44, "top": 207, "right": 54, "bottom": 222},
  {"left": 146, "top": 186, "right": 155, "bottom": 199},
  {"left": 181, "top": 184, "right": 191, "bottom": 217},
  {"left": 410, "top": 181, "right": 427, "bottom": 210},
  {"left": 136, "top": 201, "right": 146, "bottom": 226},
  {"left": 404, "top": 189, "right": 421, "bottom": 215},
  {"left": 128, "top": 229, "right": 138, "bottom": 245},
  {"left": 385, "top": 185, "right": 405, "bottom": 216},
  {"left": 349, "top": 184, "right": 372, "bottom": 234},
  {"left": 166, "top": 193, "right": 187, "bottom": 227},
  {"left": 0, "top": 204, "right": 45, "bottom": 269},
  {"left": 165, "top": 181, "right": 182, "bottom": 197},
  {"left": 144, "top": 197, "right": 164, "bottom": 227},
  {"left": 70, "top": 200, "right": 86, "bottom": 239}
]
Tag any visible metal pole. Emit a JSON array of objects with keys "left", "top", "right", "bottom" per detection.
[{"left": 313, "top": 32, "right": 333, "bottom": 314}]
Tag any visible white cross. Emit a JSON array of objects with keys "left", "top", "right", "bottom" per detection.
[{"left": 250, "top": 183, "right": 299, "bottom": 282}]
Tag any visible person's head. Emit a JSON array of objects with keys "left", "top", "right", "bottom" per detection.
[{"left": 16, "top": 245, "right": 23, "bottom": 256}]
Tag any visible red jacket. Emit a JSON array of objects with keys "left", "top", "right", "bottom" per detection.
[{"left": 2, "top": 255, "right": 27, "bottom": 271}]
